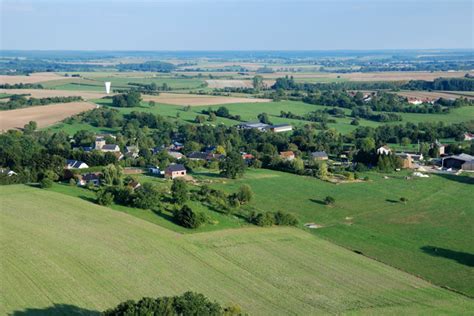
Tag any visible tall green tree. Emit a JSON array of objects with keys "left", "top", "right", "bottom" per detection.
[
  {"left": 171, "top": 178, "right": 188, "bottom": 204},
  {"left": 219, "top": 151, "right": 246, "bottom": 179}
]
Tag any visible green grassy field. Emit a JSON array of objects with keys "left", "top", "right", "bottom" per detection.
[
  {"left": 43, "top": 74, "right": 206, "bottom": 92},
  {"left": 190, "top": 168, "right": 474, "bottom": 297},
  {"left": 1, "top": 185, "right": 473, "bottom": 315}
]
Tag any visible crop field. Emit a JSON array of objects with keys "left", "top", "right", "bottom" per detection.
[
  {"left": 191, "top": 168, "right": 474, "bottom": 297},
  {"left": 395, "top": 90, "right": 474, "bottom": 100},
  {"left": 1, "top": 185, "right": 473, "bottom": 315},
  {"left": 142, "top": 93, "right": 271, "bottom": 106},
  {"left": 252, "top": 70, "right": 472, "bottom": 82},
  {"left": 0, "top": 72, "right": 70, "bottom": 84},
  {"left": 0, "top": 102, "right": 96, "bottom": 131}
]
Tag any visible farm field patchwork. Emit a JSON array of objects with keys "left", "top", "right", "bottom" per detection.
[
  {"left": 1, "top": 185, "right": 473, "bottom": 315},
  {"left": 0, "top": 101, "right": 96, "bottom": 131}
]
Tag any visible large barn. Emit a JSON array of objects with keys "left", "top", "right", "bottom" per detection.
[{"left": 442, "top": 154, "right": 474, "bottom": 171}]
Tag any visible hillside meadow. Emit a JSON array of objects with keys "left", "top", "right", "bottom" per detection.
[
  {"left": 194, "top": 168, "right": 474, "bottom": 297},
  {"left": 1, "top": 185, "right": 473, "bottom": 315},
  {"left": 44, "top": 167, "right": 474, "bottom": 297}
]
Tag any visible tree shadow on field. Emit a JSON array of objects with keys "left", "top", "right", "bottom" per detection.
[
  {"left": 385, "top": 199, "right": 399, "bottom": 204},
  {"left": 421, "top": 246, "right": 474, "bottom": 267},
  {"left": 309, "top": 198, "right": 325, "bottom": 205},
  {"left": 10, "top": 304, "right": 100, "bottom": 316},
  {"left": 435, "top": 173, "right": 474, "bottom": 185},
  {"left": 78, "top": 195, "right": 97, "bottom": 203}
]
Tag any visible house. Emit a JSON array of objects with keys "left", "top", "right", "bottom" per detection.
[
  {"left": 167, "top": 150, "right": 184, "bottom": 160},
  {"left": 165, "top": 164, "right": 187, "bottom": 179},
  {"left": 112, "top": 151, "right": 124, "bottom": 160},
  {"left": 66, "top": 159, "right": 89, "bottom": 169},
  {"left": 407, "top": 97, "right": 435, "bottom": 105},
  {"left": 241, "top": 152, "right": 255, "bottom": 164},
  {"left": 311, "top": 151, "right": 328, "bottom": 161},
  {"left": 188, "top": 152, "right": 209, "bottom": 161},
  {"left": 237, "top": 122, "right": 270, "bottom": 131},
  {"left": 188, "top": 151, "right": 224, "bottom": 161},
  {"left": 270, "top": 124, "right": 293, "bottom": 133},
  {"left": 125, "top": 146, "right": 139, "bottom": 158},
  {"left": 94, "top": 137, "right": 106, "bottom": 150},
  {"left": 280, "top": 151, "right": 295, "bottom": 161},
  {"left": 464, "top": 133, "right": 474, "bottom": 141},
  {"left": 442, "top": 154, "right": 474, "bottom": 171},
  {"left": 101, "top": 144, "right": 121, "bottom": 152},
  {"left": 376, "top": 145, "right": 392, "bottom": 155},
  {"left": 0, "top": 168, "right": 17, "bottom": 177},
  {"left": 77, "top": 173, "right": 101, "bottom": 186},
  {"left": 407, "top": 97, "right": 423, "bottom": 105},
  {"left": 432, "top": 140, "right": 446, "bottom": 156},
  {"left": 169, "top": 141, "right": 184, "bottom": 151},
  {"left": 127, "top": 180, "right": 141, "bottom": 190},
  {"left": 204, "top": 146, "right": 217, "bottom": 153}
]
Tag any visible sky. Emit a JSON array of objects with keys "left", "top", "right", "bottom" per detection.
[{"left": 1, "top": 0, "right": 473, "bottom": 50}]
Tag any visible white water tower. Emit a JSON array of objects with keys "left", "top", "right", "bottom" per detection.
[{"left": 104, "top": 82, "right": 111, "bottom": 94}]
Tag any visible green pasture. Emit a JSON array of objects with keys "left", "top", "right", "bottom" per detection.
[{"left": 1, "top": 185, "right": 472, "bottom": 315}]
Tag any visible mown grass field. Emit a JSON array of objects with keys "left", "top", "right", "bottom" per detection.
[
  {"left": 1, "top": 185, "right": 473, "bottom": 315},
  {"left": 191, "top": 168, "right": 474, "bottom": 297}
]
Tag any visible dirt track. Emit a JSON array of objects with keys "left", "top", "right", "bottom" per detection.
[
  {"left": 142, "top": 93, "right": 271, "bottom": 106},
  {"left": 0, "top": 102, "right": 96, "bottom": 131}
]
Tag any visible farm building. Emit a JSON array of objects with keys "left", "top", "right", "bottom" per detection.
[
  {"left": 237, "top": 122, "right": 270, "bottom": 131},
  {"left": 270, "top": 124, "right": 293, "bottom": 133},
  {"left": 311, "top": 151, "right": 328, "bottom": 161},
  {"left": 66, "top": 160, "right": 89, "bottom": 169},
  {"left": 395, "top": 153, "right": 414, "bottom": 169},
  {"left": 165, "top": 164, "right": 187, "bottom": 179},
  {"left": 442, "top": 154, "right": 474, "bottom": 171},
  {"left": 377, "top": 145, "right": 392, "bottom": 155},
  {"left": 280, "top": 151, "right": 295, "bottom": 161}
]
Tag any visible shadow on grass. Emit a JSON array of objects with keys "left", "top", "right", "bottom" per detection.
[
  {"left": 78, "top": 195, "right": 97, "bottom": 204},
  {"left": 152, "top": 208, "right": 179, "bottom": 224},
  {"left": 192, "top": 172, "right": 222, "bottom": 179},
  {"left": 385, "top": 199, "right": 399, "bottom": 204},
  {"left": 10, "top": 304, "right": 100, "bottom": 316},
  {"left": 309, "top": 199, "right": 326, "bottom": 205},
  {"left": 435, "top": 173, "right": 474, "bottom": 185},
  {"left": 421, "top": 246, "right": 474, "bottom": 267}
]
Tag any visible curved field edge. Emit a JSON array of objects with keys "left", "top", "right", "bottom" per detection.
[{"left": 1, "top": 185, "right": 472, "bottom": 315}]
